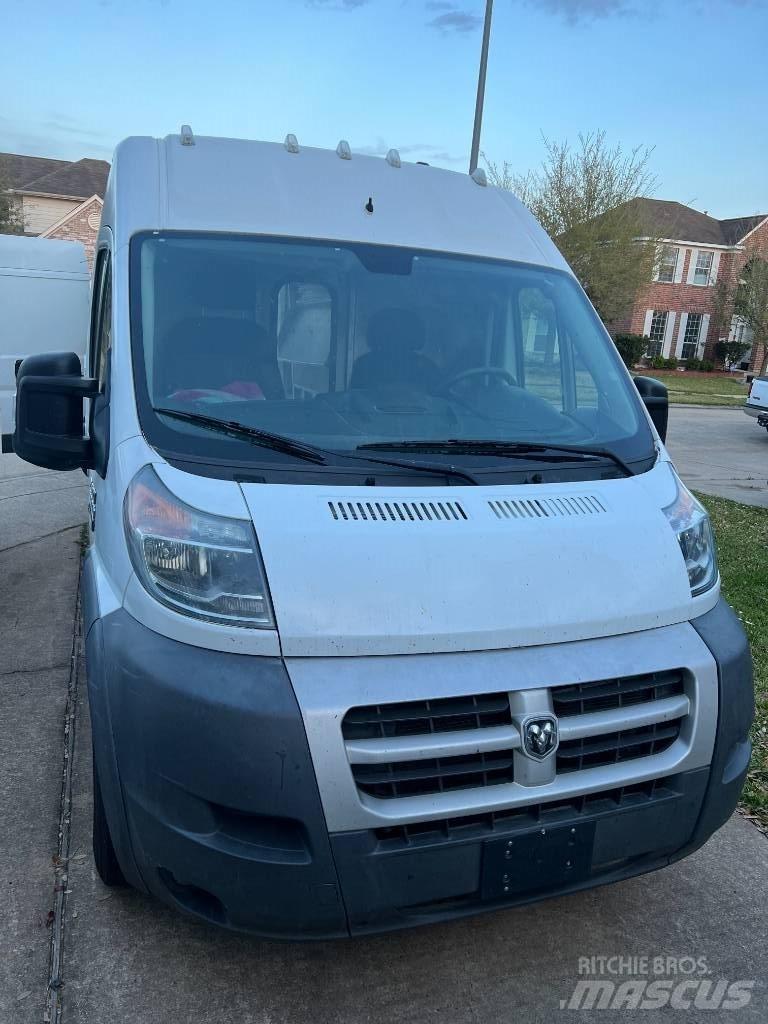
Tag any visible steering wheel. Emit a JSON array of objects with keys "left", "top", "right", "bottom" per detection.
[{"left": 438, "top": 366, "right": 517, "bottom": 394}]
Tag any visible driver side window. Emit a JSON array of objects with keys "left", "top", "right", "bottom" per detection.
[{"left": 89, "top": 250, "right": 112, "bottom": 389}]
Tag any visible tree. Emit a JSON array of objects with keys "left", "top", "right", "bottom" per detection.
[
  {"left": 712, "top": 259, "right": 768, "bottom": 374},
  {"left": 714, "top": 339, "right": 749, "bottom": 370},
  {"left": 0, "top": 159, "right": 24, "bottom": 235},
  {"left": 483, "top": 131, "right": 658, "bottom": 325},
  {"left": 735, "top": 259, "right": 768, "bottom": 375}
]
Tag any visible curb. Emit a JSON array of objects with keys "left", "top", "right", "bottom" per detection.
[{"left": 670, "top": 403, "right": 744, "bottom": 411}]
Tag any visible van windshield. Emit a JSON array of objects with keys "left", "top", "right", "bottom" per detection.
[{"left": 131, "top": 233, "right": 655, "bottom": 474}]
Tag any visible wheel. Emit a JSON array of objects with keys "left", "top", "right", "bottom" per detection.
[{"left": 92, "top": 748, "right": 126, "bottom": 887}]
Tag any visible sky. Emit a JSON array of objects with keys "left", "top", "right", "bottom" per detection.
[{"left": 1, "top": 0, "right": 766, "bottom": 218}]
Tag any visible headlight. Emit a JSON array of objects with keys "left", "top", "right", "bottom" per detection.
[
  {"left": 662, "top": 468, "right": 718, "bottom": 597},
  {"left": 124, "top": 465, "right": 275, "bottom": 628}
]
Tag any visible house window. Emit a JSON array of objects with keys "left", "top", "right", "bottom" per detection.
[
  {"left": 681, "top": 313, "right": 702, "bottom": 359},
  {"left": 693, "top": 251, "right": 714, "bottom": 286},
  {"left": 657, "top": 246, "right": 678, "bottom": 283},
  {"left": 646, "top": 310, "right": 668, "bottom": 357}
]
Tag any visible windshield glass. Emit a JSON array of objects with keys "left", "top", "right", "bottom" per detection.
[{"left": 131, "top": 233, "right": 654, "bottom": 471}]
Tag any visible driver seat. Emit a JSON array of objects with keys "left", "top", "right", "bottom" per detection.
[
  {"left": 159, "top": 317, "right": 283, "bottom": 399},
  {"left": 351, "top": 308, "right": 439, "bottom": 391}
]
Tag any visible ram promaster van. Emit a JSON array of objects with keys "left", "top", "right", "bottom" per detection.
[
  {"left": 12, "top": 131, "right": 754, "bottom": 938},
  {"left": 0, "top": 234, "right": 89, "bottom": 446}
]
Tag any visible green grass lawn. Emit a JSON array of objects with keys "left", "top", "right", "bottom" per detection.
[
  {"left": 697, "top": 493, "right": 768, "bottom": 828},
  {"left": 651, "top": 371, "right": 750, "bottom": 407}
]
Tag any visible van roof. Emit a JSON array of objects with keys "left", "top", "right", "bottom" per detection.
[
  {"left": 0, "top": 234, "right": 88, "bottom": 275},
  {"left": 106, "top": 133, "right": 569, "bottom": 272}
]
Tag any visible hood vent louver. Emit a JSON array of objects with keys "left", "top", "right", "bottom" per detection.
[
  {"left": 328, "top": 499, "right": 468, "bottom": 523},
  {"left": 488, "top": 495, "right": 606, "bottom": 520}
]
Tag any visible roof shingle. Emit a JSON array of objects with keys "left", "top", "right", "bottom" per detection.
[
  {"left": 625, "top": 198, "right": 767, "bottom": 246},
  {"left": 0, "top": 153, "right": 71, "bottom": 191},
  {"left": 17, "top": 157, "right": 110, "bottom": 199}
]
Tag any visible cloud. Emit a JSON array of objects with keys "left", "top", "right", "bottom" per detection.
[
  {"left": 355, "top": 137, "right": 465, "bottom": 164},
  {"left": 532, "top": 0, "right": 635, "bottom": 22},
  {"left": 0, "top": 115, "right": 113, "bottom": 160},
  {"left": 427, "top": 9, "right": 483, "bottom": 32},
  {"left": 306, "top": 0, "right": 370, "bottom": 8},
  {"left": 524, "top": 0, "right": 760, "bottom": 25}
]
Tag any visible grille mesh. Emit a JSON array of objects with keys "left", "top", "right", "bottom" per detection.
[
  {"left": 374, "top": 777, "right": 678, "bottom": 847},
  {"left": 342, "top": 693, "right": 512, "bottom": 741},
  {"left": 552, "top": 670, "right": 685, "bottom": 717},
  {"left": 351, "top": 749, "right": 515, "bottom": 799},
  {"left": 557, "top": 722, "right": 681, "bottom": 774}
]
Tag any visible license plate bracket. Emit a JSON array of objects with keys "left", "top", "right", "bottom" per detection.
[{"left": 481, "top": 820, "right": 596, "bottom": 901}]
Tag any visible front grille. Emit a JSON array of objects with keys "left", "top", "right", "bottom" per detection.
[
  {"left": 351, "top": 749, "right": 515, "bottom": 799},
  {"left": 552, "top": 670, "right": 685, "bottom": 717},
  {"left": 557, "top": 721, "right": 681, "bottom": 774},
  {"left": 342, "top": 693, "right": 512, "bottom": 741},
  {"left": 375, "top": 777, "right": 679, "bottom": 848},
  {"left": 343, "top": 670, "right": 690, "bottom": 808}
]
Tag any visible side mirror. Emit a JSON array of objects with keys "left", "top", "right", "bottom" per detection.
[
  {"left": 14, "top": 352, "right": 98, "bottom": 471},
  {"left": 633, "top": 375, "right": 669, "bottom": 443}
]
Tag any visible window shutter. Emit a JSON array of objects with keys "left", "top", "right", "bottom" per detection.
[
  {"left": 676, "top": 313, "right": 689, "bottom": 358},
  {"left": 643, "top": 309, "right": 654, "bottom": 336},
  {"left": 709, "top": 252, "right": 720, "bottom": 285},
  {"left": 664, "top": 312, "right": 677, "bottom": 358},
  {"left": 700, "top": 314, "right": 711, "bottom": 352},
  {"left": 686, "top": 249, "right": 699, "bottom": 285},
  {"left": 674, "top": 248, "right": 686, "bottom": 284}
]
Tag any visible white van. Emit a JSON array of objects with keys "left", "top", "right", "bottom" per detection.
[
  {"left": 744, "top": 375, "right": 768, "bottom": 431},
  {"left": 0, "top": 234, "right": 89, "bottom": 447},
  {"left": 13, "top": 131, "right": 753, "bottom": 938}
]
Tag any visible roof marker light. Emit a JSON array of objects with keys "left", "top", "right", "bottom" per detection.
[
  {"left": 180, "top": 125, "right": 195, "bottom": 147},
  {"left": 336, "top": 140, "right": 352, "bottom": 161},
  {"left": 284, "top": 134, "right": 300, "bottom": 153},
  {"left": 386, "top": 148, "right": 401, "bottom": 168},
  {"left": 470, "top": 167, "right": 488, "bottom": 187}
]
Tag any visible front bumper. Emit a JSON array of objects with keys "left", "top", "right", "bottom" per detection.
[{"left": 83, "top": 562, "right": 753, "bottom": 938}]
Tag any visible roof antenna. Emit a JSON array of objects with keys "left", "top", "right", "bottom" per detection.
[
  {"left": 336, "top": 140, "right": 352, "bottom": 161},
  {"left": 180, "top": 124, "right": 195, "bottom": 146},
  {"left": 284, "top": 134, "right": 300, "bottom": 153},
  {"left": 385, "top": 149, "right": 401, "bottom": 168}
]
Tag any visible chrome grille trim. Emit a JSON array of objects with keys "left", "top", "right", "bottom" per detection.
[{"left": 286, "top": 622, "right": 719, "bottom": 833}]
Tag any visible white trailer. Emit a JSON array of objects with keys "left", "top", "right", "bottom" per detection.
[{"left": 0, "top": 234, "right": 90, "bottom": 446}]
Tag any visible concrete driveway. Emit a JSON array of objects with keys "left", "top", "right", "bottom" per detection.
[
  {"left": 667, "top": 405, "right": 768, "bottom": 508},
  {"left": 1, "top": 413, "right": 767, "bottom": 1023}
]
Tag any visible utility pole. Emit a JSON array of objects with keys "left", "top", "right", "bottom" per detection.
[{"left": 469, "top": 0, "right": 494, "bottom": 174}]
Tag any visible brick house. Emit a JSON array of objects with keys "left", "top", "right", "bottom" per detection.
[
  {"left": 613, "top": 199, "right": 768, "bottom": 372},
  {"left": 0, "top": 153, "right": 110, "bottom": 270}
]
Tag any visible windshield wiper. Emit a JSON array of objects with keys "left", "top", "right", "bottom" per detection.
[
  {"left": 154, "top": 407, "right": 479, "bottom": 483},
  {"left": 154, "top": 408, "right": 328, "bottom": 464},
  {"left": 358, "top": 439, "right": 634, "bottom": 477}
]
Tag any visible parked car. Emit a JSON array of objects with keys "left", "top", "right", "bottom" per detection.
[
  {"left": 12, "top": 130, "right": 754, "bottom": 939},
  {"left": 0, "top": 234, "right": 89, "bottom": 449},
  {"left": 744, "top": 375, "right": 768, "bottom": 432}
]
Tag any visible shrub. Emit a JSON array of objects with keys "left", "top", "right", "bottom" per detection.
[
  {"left": 613, "top": 333, "right": 647, "bottom": 369},
  {"left": 650, "top": 355, "right": 678, "bottom": 370},
  {"left": 700, "top": 359, "right": 715, "bottom": 372},
  {"left": 685, "top": 357, "right": 702, "bottom": 372}
]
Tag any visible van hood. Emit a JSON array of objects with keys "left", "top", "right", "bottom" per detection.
[{"left": 240, "top": 459, "right": 712, "bottom": 658}]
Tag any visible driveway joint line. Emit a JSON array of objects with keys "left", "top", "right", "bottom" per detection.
[{"left": 43, "top": 561, "right": 83, "bottom": 1024}]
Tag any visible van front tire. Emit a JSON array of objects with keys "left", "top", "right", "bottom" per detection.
[{"left": 92, "top": 749, "right": 126, "bottom": 887}]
